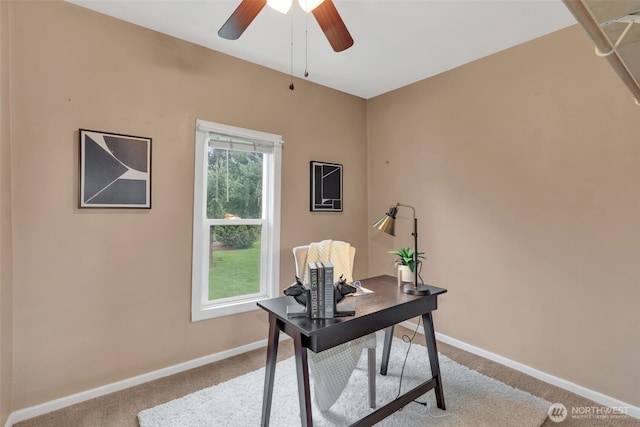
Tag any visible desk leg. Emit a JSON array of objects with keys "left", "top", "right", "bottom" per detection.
[
  {"left": 293, "top": 331, "right": 312, "bottom": 426},
  {"left": 422, "top": 312, "right": 446, "bottom": 410},
  {"left": 368, "top": 347, "right": 376, "bottom": 408},
  {"left": 380, "top": 325, "right": 394, "bottom": 375},
  {"left": 261, "top": 314, "right": 280, "bottom": 427}
]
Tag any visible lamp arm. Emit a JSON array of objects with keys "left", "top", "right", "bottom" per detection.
[
  {"left": 412, "top": 216, "right": 418, "bottom": 287},
  {"left": 394, "top": 203, "right": 419, "bottom": 288},
  {"left": 395, "top": 203, "right": 416, "bottom": 220}
]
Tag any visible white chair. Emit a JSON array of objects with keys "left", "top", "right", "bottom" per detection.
[{"left": 293, "top": 242, "right": 377, "bottom": 410}]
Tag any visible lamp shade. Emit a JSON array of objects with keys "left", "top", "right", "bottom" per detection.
[
  {"left": 267, "top": 0, "right": 292, "bottom": 14},
  {"left": 372, "top": 206, "right": 398, "bottom": 236},
  {"left": 298, "top": 0, "right": 324, "bottom": 12}
]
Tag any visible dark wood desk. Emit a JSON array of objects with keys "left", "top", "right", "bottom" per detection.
[{"left": 258, "top": 275, "right": 447, "bottom": 427}]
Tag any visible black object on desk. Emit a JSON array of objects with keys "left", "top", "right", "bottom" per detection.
[
  {"left": 258, "top": 274, "right": 447, "bottom": 427},
  {"left": 284, "top": 276, "right": 357, "bottom": 318}
]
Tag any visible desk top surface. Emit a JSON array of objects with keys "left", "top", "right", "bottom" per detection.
[{"left": 258, "top": 275, "right": 446, "bottom": 340}]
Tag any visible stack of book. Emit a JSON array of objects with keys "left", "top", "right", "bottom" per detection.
[{"left": 307, "top": 261, "right": 335, "bottom": 319}]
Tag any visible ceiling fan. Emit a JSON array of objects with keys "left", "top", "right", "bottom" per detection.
[{"left": 218, "top": 0, "right": 354, "bottom": 52}]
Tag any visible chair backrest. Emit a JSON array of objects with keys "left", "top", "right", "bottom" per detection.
[{"left": 293, "top": 243, "right": 356, "bottom": 282}]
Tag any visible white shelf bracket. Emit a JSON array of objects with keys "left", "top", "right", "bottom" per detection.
[{"left": 595, "top": 19, "right": 636, "bottom": 57}]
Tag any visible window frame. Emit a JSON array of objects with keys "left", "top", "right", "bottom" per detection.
[{"left": 191, "top": 119, "right": 282, "bottom": 321}]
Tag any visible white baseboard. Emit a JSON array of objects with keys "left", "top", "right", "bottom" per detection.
[
  {"left": 6, "top": 335, "right": 290, "bottom": 426},
  {"left": 398, "top": 320, "right": 640, "bottom": 420},
  {"left": 3, "top": 413, "right": 14, "bottom": 427},
  {"left": 7, "top": 323, "right": 638, "bottom": 425}
]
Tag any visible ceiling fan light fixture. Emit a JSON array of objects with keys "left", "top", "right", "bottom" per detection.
[
  {"left": 267, "top": 0, "right": 292, "bottom": 14},
  {"left": 219, "top": 0, "right": 353, "bottom": 52},
  {"left": 298, "top": 0, "right": 324, "bottom": 13}
]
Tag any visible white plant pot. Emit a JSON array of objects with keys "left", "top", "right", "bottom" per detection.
[{"left": 398, "top": 265, "right": 414, "bottom": 283}]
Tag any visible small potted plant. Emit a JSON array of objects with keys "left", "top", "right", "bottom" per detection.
[{"left": 388, "top": 248, "right": 424, "bottom": 282}]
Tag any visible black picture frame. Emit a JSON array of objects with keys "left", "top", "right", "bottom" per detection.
[
  {"left": 79, "top": 129, "right": 152, "bottom": 208},
  {"left": 310, "top": 161, "right": 343, "bottom": 212}
]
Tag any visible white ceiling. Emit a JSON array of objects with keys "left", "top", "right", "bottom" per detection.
[{"left": 66, "top": 0, "right": 577, "bottom": 99}]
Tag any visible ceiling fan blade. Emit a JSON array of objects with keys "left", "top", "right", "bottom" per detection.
[
  {"left": 218, "top": 0, "right": 267, "bottom": 40},
  {"left": 312, "top": 0, "right": 353, "bottom": 52}
]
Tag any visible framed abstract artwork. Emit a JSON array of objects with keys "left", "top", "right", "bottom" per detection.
[
  {"left": 79, "top": 129, "right": 152, "bottom": 208},
  {"left": 310, "top": 161, "right": 343, "bottom": 212}
]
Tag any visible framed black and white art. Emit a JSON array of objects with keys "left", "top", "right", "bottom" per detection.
[
  {"left": 310, "top": 161, "right": 343, "bottom": 212},
  {"left": 79, "top": 129, "right": 152, "bottom": 208}
]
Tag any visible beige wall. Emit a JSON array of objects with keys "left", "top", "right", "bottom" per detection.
[
  {"left": 8, "top": 0, "right": 368, "bottom": 409},
  {"left": 1, "top": 0, "right": 14, "bottom": 424},
  {"left": 367, "top": 25, "right": 640, "bottom": 406}
]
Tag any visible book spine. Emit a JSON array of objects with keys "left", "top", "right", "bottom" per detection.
[
  {"left": 323, "top": 261, "right": 334, "bottom": 318},
  {"left": 317, "top": 262, "right": 325, "bottom": 318},
  {"left": 308, "top": 262, "right": 319, "bottom": 319}
]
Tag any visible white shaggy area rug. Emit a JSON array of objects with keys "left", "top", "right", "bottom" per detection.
[{"left": 138, "top": 334, "right": 550, "bottom": 426}]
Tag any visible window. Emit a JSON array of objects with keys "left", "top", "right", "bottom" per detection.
[{"left": 192, "top": 119, "right": 282, "bottom": 321}]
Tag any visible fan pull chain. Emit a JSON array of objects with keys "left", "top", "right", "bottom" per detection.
[
  {"left": 289, "top": 10, "right": 295, "bottom": 90},
  {"left": 304, "top": 11, "right": 309, "bottom": 78}
]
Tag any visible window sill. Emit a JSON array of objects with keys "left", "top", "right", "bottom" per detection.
[{"left": 191, "top": 296, "right": 269, "bottom": 322}]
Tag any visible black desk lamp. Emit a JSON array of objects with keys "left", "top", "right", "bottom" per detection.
[{"left": 372, "top": 203, "right": 430, "bottom": 295}]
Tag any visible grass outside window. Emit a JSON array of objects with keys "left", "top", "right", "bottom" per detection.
[{"left": 209, "top": 242, "right": 261, "bottom": 300}]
